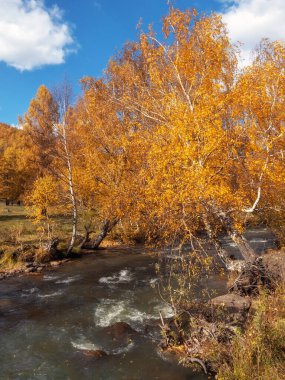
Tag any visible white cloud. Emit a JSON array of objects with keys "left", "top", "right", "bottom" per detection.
[
  {"left": 0, "top": 0, "right": 76, "bottom": 71},
  {"left": 222, "top": 0, "right": 285, "bottom": 66}
]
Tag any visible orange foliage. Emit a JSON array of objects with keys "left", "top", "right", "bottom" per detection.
[{"left": 9, "top": 7, "right": 285, "bottom": 255}]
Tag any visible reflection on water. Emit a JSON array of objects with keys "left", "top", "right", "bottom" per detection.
[{"left": 0, "top": 230, "right": 275, "bottom": 379}]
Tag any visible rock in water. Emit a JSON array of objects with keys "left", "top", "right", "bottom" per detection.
[
  {"left": 50, "top": 261, "right": 61, "bottom": 267},
  {"left": 82, "top": 350, "right": 108, "bottom": 359},
  {"left": 102, "top": 322, "right": 138, "bottom": 339}
]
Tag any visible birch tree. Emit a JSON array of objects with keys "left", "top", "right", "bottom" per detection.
[{"left": 53, "top": 79, "right": 78, "bottom": 254}]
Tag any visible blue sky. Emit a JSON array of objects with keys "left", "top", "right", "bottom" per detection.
[{"left": 0, "top": 0, "right": 284, "bottom": 125}]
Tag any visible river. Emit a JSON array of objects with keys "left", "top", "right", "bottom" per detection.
[{"left": 0, "top": 229, "right": 275, "bottom": 380}]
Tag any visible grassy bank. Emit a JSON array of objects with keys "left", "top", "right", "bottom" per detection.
[
  {"left": 0, "top": 201, "right": 74, "bottom": 272},
  {"left": 163, "top": 285, "right": 285, "bottom": 379},
  {"left": 0, "top": 202, "right": 123, "bottom": 273},
  {"left": 0, "top": 202, "right": 72, "bottom": 243},
  {"left": 215, "top": 287, "right": 285, "bottom": 380},
  {"left": 159, "top": 249, "right": 285, "bottom": 379}
]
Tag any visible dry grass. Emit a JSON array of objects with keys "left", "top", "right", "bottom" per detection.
[
  {"left": 216, "top": 287, "right": 285, "bottom": 380},
  {"left": 0, "top": 201, "right": 73, "bottom": 271},
  {"left": 0, "top": 202, "right": 121, "bottom": 271}
]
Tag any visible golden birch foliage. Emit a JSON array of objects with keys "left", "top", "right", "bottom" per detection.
[
  {"left": 104, "top": 8, "right": 242, "bottom": 241},
  {"left": 0, "top": 125, "right": 34, "bottom": 201},
  {"left": 19, "top": 85, "right": 59, "bottom": 173},
  {"left": 11, "top": 7, "right": 285, "bottom": 250},
  {"left": 27, "top": 175, "right": 62, "bottom": 236},
  {"left": 71, "top": 78, "right": 144, "bottom": 235},
  {"left": 237, "top": 44, "right": 285, "bottom": 185},
  {"left": 232, "top": 39, "right": 285, "bottom": 236}
]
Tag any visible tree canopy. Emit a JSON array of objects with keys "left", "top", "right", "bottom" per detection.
[{"left": 1, "top": 6, "right": 284, "bottom": 262}]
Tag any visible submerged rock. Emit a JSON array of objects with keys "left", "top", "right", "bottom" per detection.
[
  {"left": 0, "top": 298, "right": 13, "bottom": 308},
  {"left": 144, "top": 318, "right": 162, "bottom": 340},
  {"left": 102, "top": 322, "right": 139, "bottom": 339},
  {"left": 157, "top": 347, "right": 182, "bottom": 364},
  {"left": 82, "top": 349, "right": 108, "bottom": 359}
]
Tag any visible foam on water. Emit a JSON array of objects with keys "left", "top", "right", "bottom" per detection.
[
  {"left": 250, "top": 239, "right": 268, "bottom": 243},
  {"left": 38, "top": 290, "right": 64, "bottom": 298},
  {"left": 43, "top": 274, "right": 61, "bottom": 281},
  {"left": 22, "top": 287, "right": 38, "bottom": 297},
  {"left": 94, "top": 299, "right": 147, "bottom": 327},
  {"left": 98, "top": 269, "right": 133, "bottom": 284},
  {"left": 94, "top": 298, "right": 174, "bottom": 328},
  {"left": 71, "top": 340, "right": 101, "bottom": 351},
  {"left": 71, "top": 338, "right": 135, "bottom": 355},
  {"left": 55, "top": 275, "right": 81, "bottom": 284},
  {"left": 112, "top": 341, "right": 135, "bottom": 355},
  {"left": 140, "top": 277, "right": 159, "bottom": 287},
  {"left": 152, "top": 303, "right": 174, "bottom": 319}
]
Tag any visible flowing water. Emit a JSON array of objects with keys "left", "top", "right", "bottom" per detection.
[{"left": 0, "top": 229, "right": 275, "bottom": 380}]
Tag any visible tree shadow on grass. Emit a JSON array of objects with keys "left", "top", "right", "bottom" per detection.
[{"left": 0, "top": 215, "right": 27, "bottom": 222}]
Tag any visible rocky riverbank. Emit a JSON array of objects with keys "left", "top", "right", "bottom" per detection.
[
  {"left": 0, "top": 238, "right": 124, "bottom": 281},
  {"left": 159, "top": 248, "right": 285, "bottom": 376},
  {"left": 0, "top": 257, "right": 73, "bottom": 280}
]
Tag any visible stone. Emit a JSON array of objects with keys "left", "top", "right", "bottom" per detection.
[
  {"left": 102, "top": 322, "right": 138, "bottom": 339},
  {"left": 210, "top": 293, "right": 251, "bottom": 311},
  {"left": 82, "top": 350, "right": 107, "bottom": 359},
  {"left": 50, "top": 261, "right": 61, "bottom": 267},
  {"left": 262, "top": 249, "right": 285, "bottom": 285},
  {"left": 25, "top": 267, "right": 36, "bottom": 273},
  {"left": 25, "top": 263, "right": 34, "bottom": 268}
]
